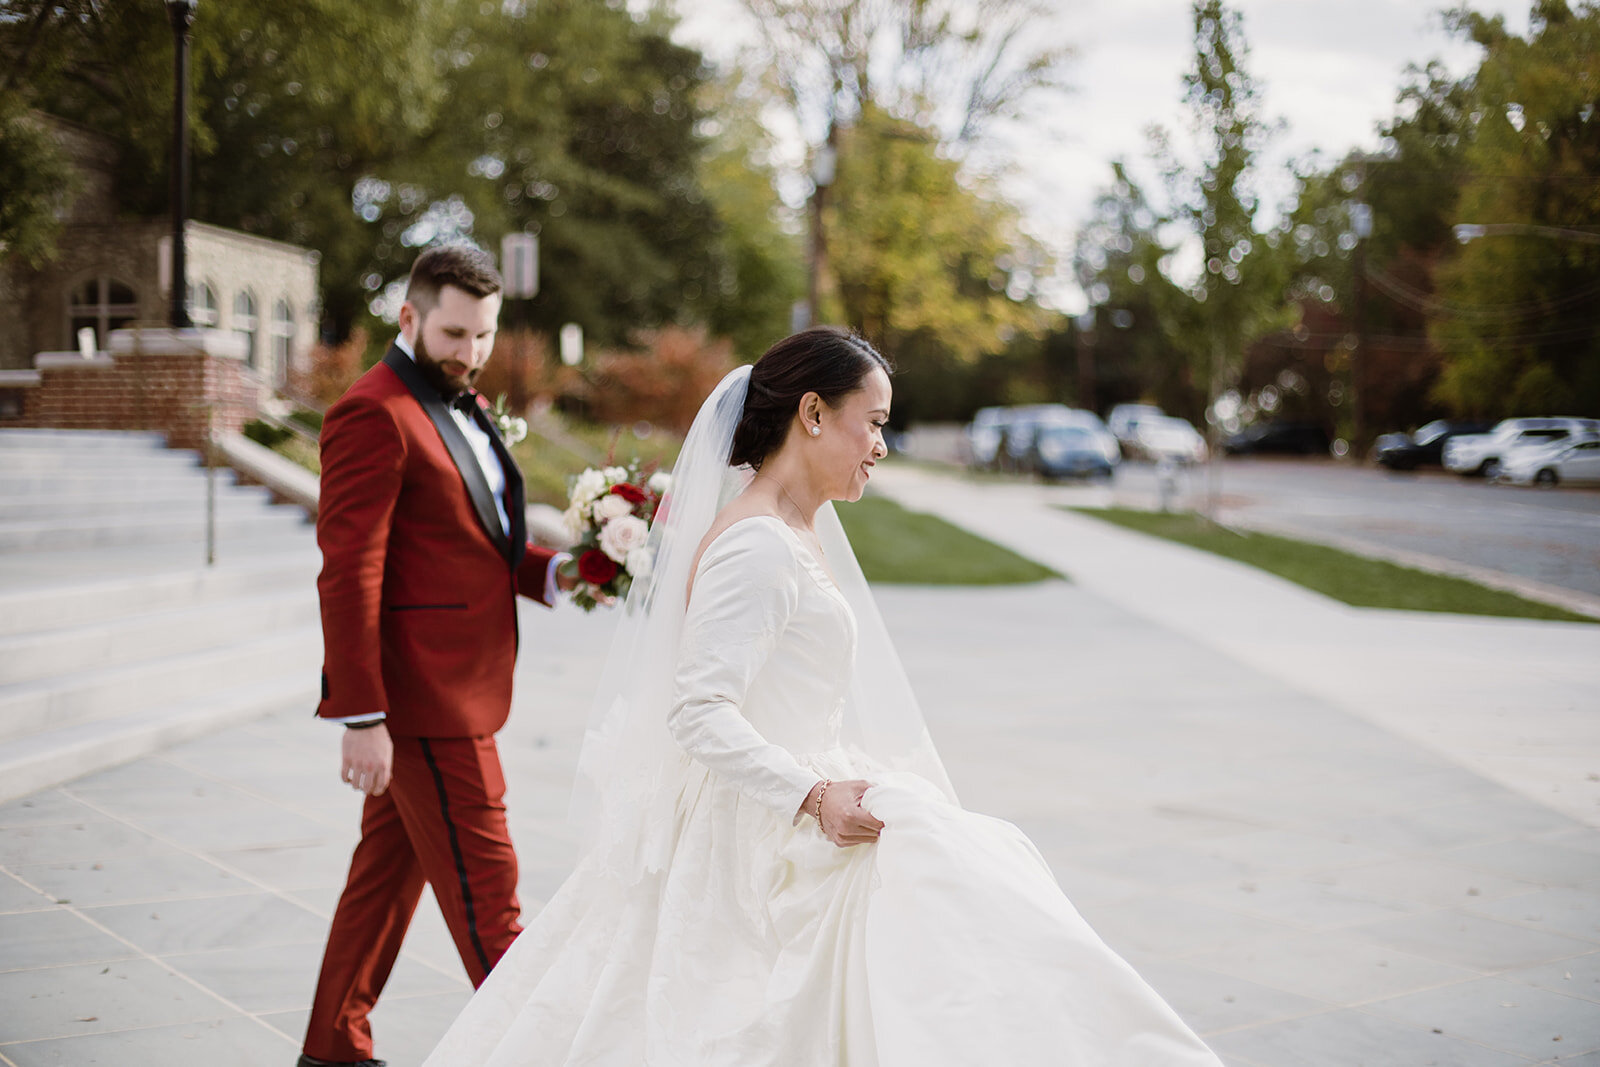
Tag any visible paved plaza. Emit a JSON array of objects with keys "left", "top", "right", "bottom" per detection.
[{"left": 2, "top": 464, "right": 1598, "bottom": 1065}]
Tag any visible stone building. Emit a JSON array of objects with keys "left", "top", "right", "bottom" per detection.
[{"left": 0, "top": 114, "right": 320, "bottom": 445}]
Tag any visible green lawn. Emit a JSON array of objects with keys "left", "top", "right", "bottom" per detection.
[
  {"left": 511, "top": 419, "right": 682, "bottom": 508},
  {"left": 839, "top": 495, "right": 1063, "bottom": 585},
  {"left": 1069, "top": 507, "right": 1595, "bottom": 623}
]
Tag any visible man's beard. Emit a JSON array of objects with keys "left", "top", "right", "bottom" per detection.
[{"left": 412, "top": 333, "right": 480, "bottom": 398}]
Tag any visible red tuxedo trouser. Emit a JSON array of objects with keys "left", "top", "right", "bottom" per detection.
[{"left": 304, "top": 734, "right": 521, "bottom": 1062}]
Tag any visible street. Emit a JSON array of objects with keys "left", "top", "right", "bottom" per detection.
[{"left": 900, "top": 426, "right": 1600, "bottom": 607}]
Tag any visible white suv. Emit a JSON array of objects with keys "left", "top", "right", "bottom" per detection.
[{"left": 1442, "top": 417, "right": 1600, "bottom": 478}]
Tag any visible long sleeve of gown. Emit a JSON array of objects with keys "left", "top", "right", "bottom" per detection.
[{"left": 668, "top": 524, "right": 821, "bottom": 818}]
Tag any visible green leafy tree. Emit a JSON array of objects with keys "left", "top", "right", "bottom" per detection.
[
  {"left": 697, "top": 70, "right": 805, "bottom": 361},
  {"left": 1276, "top": 62, "right": 1476, "bottom": 440},
  {"left": 1156, "top": 0, "right": 1290, "bottom": 452},
  {"left": 0, "top": 103, "right": 77, "bottom": 266},
  {"left": 4, "top": 2, "right": 772, "bottom": 355},
  {"left": 1, "top": 0, "right": 453, "bottom": 336},
  {"left": 1072, "top": 163, "right": 1196, "bottom": 420},
  {"left": 737, "top": 0, "right": 1068, "bottom": 418},
  {"left": 825, "top": 105, "right": 1054, "bottom": 423},
  {"left": 392, "top": 3, "right": 722, "bottom": 348},
  {"left": 1429, "top": 1, "right": 1600, "bottom": 417}
]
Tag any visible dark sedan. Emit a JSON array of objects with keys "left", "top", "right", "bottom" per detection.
[
  {"left": 1033, "top": 425, "right": 1115, "bottom": 481},
  {"left": 1373, "top": 419, "right": 1495, "bottom": 471},
  {"left": 1224, "top": 421, "right": 1331, "bottom": 456}
]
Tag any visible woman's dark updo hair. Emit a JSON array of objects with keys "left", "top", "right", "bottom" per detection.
[{"left": 730, "top": 326, "right": 891, "bottom": 470}]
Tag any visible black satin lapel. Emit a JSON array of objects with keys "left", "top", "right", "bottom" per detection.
[
  {"left": 381, "top": 346, "right": 513, "bottom": 560},
  {"left": 471, "top": 403, "right": 529, "bottom": 569}
]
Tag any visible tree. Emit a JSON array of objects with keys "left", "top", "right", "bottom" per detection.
[
  {"left": 1156, "top": 0, "right": 1290, "bottom": 462},
  {"left": 740, "top": 0, "right": 1069, "bottom": 147},
  {"left": 0, "top": 103, "right": 77, "bottom": 266},
  {"left": 825, "top": 104, "right": 1054, "bottom": 423},
  {"left": 1, "top": 0, "right": 454, "bottom": 336},
  {"left": 697, "top": 69, "right": 806, "bottom": 362},
  {"left": 1429, "top": 1, "right": 1600, "bottom": 417},
  {"left": 1072, "top": 164, "right": 1196, "bottom": 420},
  {"left": 4, "top": 2, "right": 777, "bottom": 357}
]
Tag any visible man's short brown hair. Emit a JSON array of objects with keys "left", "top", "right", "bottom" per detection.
[{"left": 406, "top": 244, "right": 503, "bottom": 315}]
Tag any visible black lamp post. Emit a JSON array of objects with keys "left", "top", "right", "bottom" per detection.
[{"left": 166, "top": 0, "right": 197, "bottom": 329}]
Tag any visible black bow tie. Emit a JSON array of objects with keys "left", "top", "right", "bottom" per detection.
[{"left": 450, "top": 392, "right": 479, "bottom": 416}]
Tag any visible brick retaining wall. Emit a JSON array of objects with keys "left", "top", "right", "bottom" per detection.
[{"left": 1, "top": 329, "right": 271, "bottom": 450}]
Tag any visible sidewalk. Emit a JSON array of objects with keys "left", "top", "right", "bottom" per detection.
[
  {"left": 1, "top": 467, "right": 1597, "bottom": 1066},
  {"left": 873, "top": 463, "right": 1600, "bottom": 830}
]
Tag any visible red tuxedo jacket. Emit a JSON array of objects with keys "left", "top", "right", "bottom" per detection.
[{"left": 315, "top": 345, "right": 557, "bottom": 738}]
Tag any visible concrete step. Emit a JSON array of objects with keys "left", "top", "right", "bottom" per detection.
[
  {"left": 0, "top": 552, "right": 321, "bottom": 636},
  {"left": 0, "top": 470, "right": 243, "bottom": 496},
  {"left": 0, "top": 675, "right": 319, "bottom": 804},
  {"left": 0, "top": 429, "right": 328, "bottom": 804},
  {"left": 0, "top": 446, "right": 204, "bottom": 473},
  {"left": 0, "top": 626, "right": 322, "bottom": 744},
  {"left": 0, "top": 486, "right": 279, "bottom": 521},
  {"left": 0, "top": 507, "right": 309, "bottom": 552},
  {"left": 0, "top": 538, "right": 320, "bottom": 602},
  {"left": 0, "top": 429, "right": 170, "bottom": 451},
  {"left": 0, "top": 587, "right": 320, "bottom": 686}
]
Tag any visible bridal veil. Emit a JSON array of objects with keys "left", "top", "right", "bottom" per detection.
[{"left": 568, "top": 364, "right": 955, "bottom": 889}]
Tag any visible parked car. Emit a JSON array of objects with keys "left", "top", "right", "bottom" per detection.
[
  {"left": 996, "top": 405, "right": 1115, "bottom": 473},
  {"left": 966, "top": 407, "right": 1007, "bottom": 469},
  {"left": 1107, "top": 402, "right": 1163, "bottom": 452},
  {"left": 1442, "top": 417, "right": 1600, "bottom": 478},
  {"left": 1033, "top": 425, "right": 1116, "bottom": 481},
  {"left": 1497, "top": 433, "right": 1600, "bottom": 487},
  {"left": 1373, "top": 419, "right": 1495, "bottom": 470},
  {"left": 1132, "top": 415, "right": 1208, "bottom": 465},
  {"left": 1223, "top": 421, "right": 1331, "bottom": 456}
]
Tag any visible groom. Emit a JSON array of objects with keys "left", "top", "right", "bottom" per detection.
[{"left": 301, "top": 245, "right": 572, "bottom": 1067}]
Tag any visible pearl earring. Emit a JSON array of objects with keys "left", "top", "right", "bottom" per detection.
[{"left": 809, "top": 425, "right": 821, "bottom": 437}]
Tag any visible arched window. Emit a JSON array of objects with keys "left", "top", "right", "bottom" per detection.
[
  {"left": 233, "top": 290, "right": 259, "bottom": 367},
  {"left": 187, "top": 280, "right": 219, "bottom": 327},
  {"left": 271, "top": 298, "right": 296, "bottom": 381},
  {"left": 67, "top": 277, "right": 139, "bottom": 350}
]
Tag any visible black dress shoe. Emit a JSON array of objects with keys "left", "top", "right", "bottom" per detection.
[{"left": 297, "top": 1055, "right": 387, "bottom": 1067}]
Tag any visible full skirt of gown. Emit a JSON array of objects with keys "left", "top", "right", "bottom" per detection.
[{"left": 421, "top": 748, "right": 1223, "bottom": 1067}]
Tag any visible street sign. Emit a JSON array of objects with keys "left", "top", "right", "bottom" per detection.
[
  {"left": 559, "top": 322, "right": 583, "bottom": 367},
  {"left": 501, "top": 233, "right": 539, "bottom": 298}
]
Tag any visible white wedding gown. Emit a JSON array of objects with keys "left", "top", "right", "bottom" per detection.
[{"left": 424, "top": 516, "right": 1222, "bottom": 1066}]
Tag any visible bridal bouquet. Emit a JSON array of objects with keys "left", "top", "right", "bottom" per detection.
[{"left": 559, "top": 462, "right": 670, "bottom": 611}]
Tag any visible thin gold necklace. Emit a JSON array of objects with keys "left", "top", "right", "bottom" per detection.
[{"left": 760, "top": 472, "right": 813, "bottom": 532}]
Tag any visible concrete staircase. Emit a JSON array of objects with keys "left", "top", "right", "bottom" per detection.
[{"left": 0, "top": 429, "right": 323, "bottom": 802}]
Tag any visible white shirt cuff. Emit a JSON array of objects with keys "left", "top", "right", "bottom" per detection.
[
  {"left": 547, "top": 552, "right": 572, "bottom": 601},
  {"left": 326, "top": 712, "right": 387, "bottom": 725}
]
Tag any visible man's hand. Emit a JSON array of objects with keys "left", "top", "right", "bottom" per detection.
[
  {"left": 340, "top": 723, "right": 393, "bottom": 797},
  {"left": 555, "top": 560, "right": 582, "bottom": 593}
]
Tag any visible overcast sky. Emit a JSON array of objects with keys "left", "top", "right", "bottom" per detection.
[{"left": 671, "top": 0, "right": 1532, "bottom": 312}]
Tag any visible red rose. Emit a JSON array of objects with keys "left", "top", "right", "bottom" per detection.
[
  {"left": 610, "top": 482, "right": 648, "bottom": 505},
  {"left": 577, "top": 549, "right": 619, "bottom": 585}
]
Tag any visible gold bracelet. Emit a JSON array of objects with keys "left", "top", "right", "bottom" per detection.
[{"left": 813, "top": 779, "right": 832, "bottom": 827}]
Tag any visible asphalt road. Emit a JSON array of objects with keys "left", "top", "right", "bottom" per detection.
[
  {"left": 1141, "top": 458, "right": 1600, "bottom": 601},
  {"left": 897, "top": 427, "right": 1600, "bottom": 602}
]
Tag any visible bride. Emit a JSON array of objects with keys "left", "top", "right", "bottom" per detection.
[{"left": 423, "top": 327, "right": 1222, "bottom": 1066}]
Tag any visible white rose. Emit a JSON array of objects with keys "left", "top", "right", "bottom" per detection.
[
  {"left": 561, "top": 502, "right": 590, "bottom": 539},
  {"left": 603, "top": 466, "right": 629, "bottom": 485},
  {"left": 591, "top": 493, "right": 633, "bottom": 523},
  {"left": 500, "top": 416, "right": 528, "bottom": 446},
  {"left": 598, "top": 515, "right": 649, "bottom": 564},
  {"left": 648, "top": 471, "right": 672, "bottom": 494},
  {"left": 570, "top": 468, "right": 608, "bottom": 509},
  {"left": 626, "top": 546, "right": 654, "bottom": 580}
]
